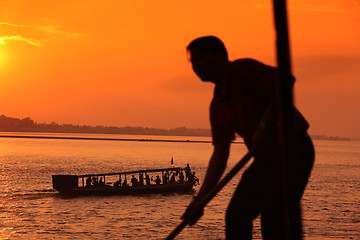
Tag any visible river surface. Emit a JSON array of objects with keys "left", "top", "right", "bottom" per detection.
[{"left": 0, "top": 132, "right": 359, "bottom": 239}]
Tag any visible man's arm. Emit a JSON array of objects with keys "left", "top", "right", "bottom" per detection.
[
  {"left": 196, "top": 141, "right": 230, "bottom": 199},
  {"left": 181, "top": 141, "right": 231, "bottom": 225}
]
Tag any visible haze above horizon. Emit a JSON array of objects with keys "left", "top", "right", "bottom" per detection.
[{"left": 0, "top": 1, "right": 359, "bottom": 138}]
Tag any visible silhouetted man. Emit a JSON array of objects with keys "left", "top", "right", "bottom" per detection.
[{"left": 181, "top": 36, "right": 314, "bottom": 239}]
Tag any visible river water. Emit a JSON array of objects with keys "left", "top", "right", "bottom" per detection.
[{"left": 0, "top": 132, "right": 359, "bottom": 239}]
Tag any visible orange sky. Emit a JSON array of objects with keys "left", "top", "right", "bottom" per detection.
[{"left": 0, "top": 0, "right": 359, "bottom": 138}]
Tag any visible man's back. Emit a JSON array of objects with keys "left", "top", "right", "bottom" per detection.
[{"left": 210, "top": 58, "right": 308, "bottom": 147}]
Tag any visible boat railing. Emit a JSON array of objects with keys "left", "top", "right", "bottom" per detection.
[{"left": 76, "top": 167, "right": 187, "bottom": 178}]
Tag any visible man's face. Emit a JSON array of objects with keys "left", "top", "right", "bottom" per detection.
[{"left": 189, "top": 49, "right": 227, "bottom": 84}]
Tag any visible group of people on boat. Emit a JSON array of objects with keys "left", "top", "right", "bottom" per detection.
[
  {"left": 115, "top": 165, "right": 199, "bottom": 187},
  {"left": 86, "top": 176, "right": 106, "bottom": 186},
  {"left": 84, "top": 164, "right": 199, "bottom": 188},
  {"left": 151, "top": 167, "right": 200, "bottom": 187}
]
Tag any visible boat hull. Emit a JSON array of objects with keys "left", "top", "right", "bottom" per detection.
[{"left": 56, "top": 182, "right": 195, "bottom": 195}]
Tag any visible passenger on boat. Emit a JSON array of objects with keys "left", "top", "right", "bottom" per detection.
[
  {"left": 188, "top": 172, "right": 200, "bottom": 186},
  {"left": 178, "top": 171, "right": 185, "bottom": 183},
  {"left": 170, "top": 174, "right": 176, "bottom": 183},
  {"left": 185, "top": 164, "right": 191, "bottom": 180},
  {"left": 85, "top": 177, "right": 91, "bottom": 187},
  {"left": 122, "top": 178, "right": 128, "bottom": 187},
  {"left": 114, "top": 175, "right": 121, "bottom": 187},
  {"left": 99, "top": 177, "right": 105, "bottom": 185},
  {"left": 86, "top": 177, "right": 92, "bottom": 187},
  {"left": 92, "top": 177, "right": 98, "bottom": 185},
  {"left": 145, "top": 173, "right": 151, "bottom": 185},
  {"left": 155, "top": 175, "right": 162, "bottom": 185},
  {"left": 139, "top": 173, "right": 144, "bottom": 186},
  {"left": 163, "top": 172, "right": 169, "bottom": 184},
  {"left": 113, "top": 180, "right": 121, "bottom": 187},
  {"left": 131, "top": 175, "right": 138, "bottom": 186}
]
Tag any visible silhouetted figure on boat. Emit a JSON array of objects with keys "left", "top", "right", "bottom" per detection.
[
  {"left": 114, "top": 176, "right": 121, "bottom": 187},
  {"left": 187, "top": 172, "right": 199, "bottom": 186},
  {"left": 184, "top": 164, "right": 191, "bottom": 181},
  {"left": 114, "top": 180, "right": 121, "bottom": 187},
  {"left": 163, "top": 172, "right": 169, "bottom": 184},
  {"left": 99, "top": 177, "right": 105, "bottom": 185},
  {"left": 86, "top": 177, "right": 92, "bottom": 187},
  {"left": 131, "top": 175, "right": 138, "bottom": 186},
  {"left": 145, "top": 173, "right": 151, "bottom": 185},
  {"left": 92, "top": 177, "right": 98, "bottom": 185},
  {"left": 139, "top": 173, "right": 144, "bottom": 186},
  {"left": 181, "top": 36, "right": 314, "bottom": 239},
  {"left": 178, "top": 171, "right": 185, "bottom": 182},
  {"left": 155, "top": 175, "right": 162, "bottom": 185},
  {"left": 170, "top": 174, "right": 176, "bottom": 184},
  {"left": 122, "top": 178, "right": 128, "bottom": 187}
]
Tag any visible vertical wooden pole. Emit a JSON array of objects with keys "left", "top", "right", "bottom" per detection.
[{"left": 272, "top": 0, "right": 300, "bottom": 239}]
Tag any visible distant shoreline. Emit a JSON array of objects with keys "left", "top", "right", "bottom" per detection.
[
  {"left": 0, "top": 115, "right": 352, "bottom": 141},
  {"left": 0, "top": 134, "right": 244, "bottom": 144},
  {"left": 0, "top": 132, "right": 352, "bottom": 143}
]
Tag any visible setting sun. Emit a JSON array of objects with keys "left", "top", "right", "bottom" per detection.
[{"left": 0, "top": 46, "right": 8, "bottom": 73}]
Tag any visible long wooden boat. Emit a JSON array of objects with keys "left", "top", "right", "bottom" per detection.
[{"left": 52, "top": 166, "right": 199, "bottom": 195}]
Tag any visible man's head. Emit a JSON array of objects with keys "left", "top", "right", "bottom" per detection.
[{"left": 187, "top": 36, "right": 229, "bottom": 83}]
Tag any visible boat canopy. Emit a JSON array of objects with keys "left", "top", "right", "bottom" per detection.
[{"left": 73, "top": 167, "right": 186, "bottom": 178}]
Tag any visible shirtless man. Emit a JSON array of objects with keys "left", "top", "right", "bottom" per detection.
[{"left": 181, "top": 36, "right": 314, "bottom": 239}]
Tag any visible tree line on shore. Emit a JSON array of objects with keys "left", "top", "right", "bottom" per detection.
[
  {"left": 0, "top": 114, "right": 350, "bottom": 140},
  {"left": 0, "top": 115, "right": 211, "bottom": 137}
]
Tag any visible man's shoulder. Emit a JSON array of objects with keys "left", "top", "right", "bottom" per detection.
[
  {"left": 231, "top": 58, "right": 274, "bottom": 69},
  {"left": 230, "top": 58, "right": 276, "bottom": 80}
]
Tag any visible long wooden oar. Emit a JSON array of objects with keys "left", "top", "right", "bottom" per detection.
[{"left": 166, "top": 150, "right": 254, "bottom": 240}]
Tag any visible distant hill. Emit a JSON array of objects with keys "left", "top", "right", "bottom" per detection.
[
  {"left": 0, "top": 114, "right": 351, "bottom": 141},
  {"left": 0, "top": 115, "right": 211, "bottom": 137}
]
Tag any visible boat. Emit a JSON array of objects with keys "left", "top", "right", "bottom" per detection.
[{"left": 52, "top": 166, "right": 199, "bottom": 195}]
